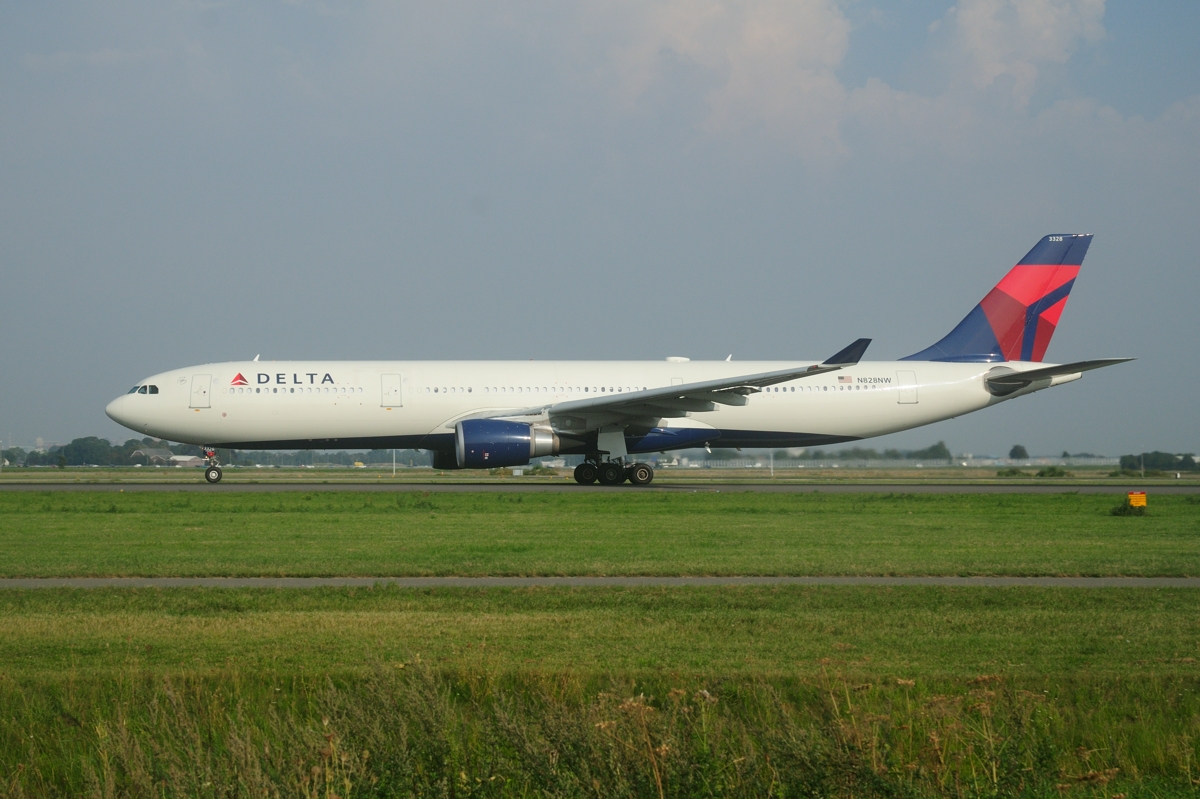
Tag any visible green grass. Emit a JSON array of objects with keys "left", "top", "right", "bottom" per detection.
[
  {"left": 3, "top": 586, "right": 1200, "bottom": 796},
  {"left": 4, "top": 492, "right": 1200, "bottom": 796},
  {"left": 0, "top": 491, "right": 1197, "bottom": 577},
  {"left": 3, "top": 585, "right": 1199, "bottom": 678}
]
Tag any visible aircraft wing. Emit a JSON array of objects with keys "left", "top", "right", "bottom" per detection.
[
  {"left": 985, "top": 358, "right": 1133, "bottom": 393},
  {"left": 475, "top": 339, "right": 871, "bottom": 423}
]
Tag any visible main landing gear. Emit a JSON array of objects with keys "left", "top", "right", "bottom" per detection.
[
  {"left": 573, "top": 459, "right": 654, "bottom": 487},
  {"left": 202, "top": 448, "right": 223, "bottom": 484}
]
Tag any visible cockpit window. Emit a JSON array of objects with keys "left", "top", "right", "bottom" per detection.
[
  {"left": 127, "top": 386, "right": 140, "bottom": 394},
  {"left": 148, "top": 385, "right": 158, "bottom": 394},
  {"left": 137, "top": 386, "right": 148, "bottom": 394}
]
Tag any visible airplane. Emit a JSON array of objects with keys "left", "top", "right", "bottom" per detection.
[{"left": 106, "top": 234, "right": 1130, "bottom": 486}]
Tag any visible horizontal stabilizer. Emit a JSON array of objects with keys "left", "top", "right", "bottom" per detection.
[{"left": 985, "top": 358, "right": 1132, "bottom": 394}]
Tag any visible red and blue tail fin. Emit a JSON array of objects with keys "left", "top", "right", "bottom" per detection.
[{"left": 903, "top": 234, "right": 1092, "bottom": 363}]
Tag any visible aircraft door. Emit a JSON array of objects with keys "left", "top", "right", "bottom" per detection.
[
  {"left": 896, "top": 371, "right": 918, "bottom": 404},
  {"left": 381, "top": 374, "right": 403, "bottom": 408},
  {"left": 190, "top": 374, "right": 211, "bottom": 408}
]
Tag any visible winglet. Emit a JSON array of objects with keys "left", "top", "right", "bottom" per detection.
[{"left": 821, "top": 338, "right": 871, "bottom": 366}]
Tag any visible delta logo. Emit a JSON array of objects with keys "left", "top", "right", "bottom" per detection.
[{"left": 232, "top": 371, "right": 337, "bottom": 385}]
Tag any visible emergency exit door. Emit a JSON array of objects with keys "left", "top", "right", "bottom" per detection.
[
  {"left": 896, "top": 371, "right": 918, "bottom": 404},
  {"left": 381, "top": 374, "right": 403, "bottom": 407}
]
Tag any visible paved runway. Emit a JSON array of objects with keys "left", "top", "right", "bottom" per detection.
[
  {"left": 2, "top": 576, "right": 1197, "bottom": 589},
  {"left": 2, "top": 482, "right": 1196, "bottom": 494}
]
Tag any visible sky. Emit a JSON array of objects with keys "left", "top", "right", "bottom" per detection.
[{"left": 2, "top": 0, "right": 1197, "bottom": 457}]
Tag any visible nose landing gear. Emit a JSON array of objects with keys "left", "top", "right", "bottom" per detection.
[
  {"left": 202, "top": 448, "right": 223, "bottom": 484},
  {"left": 573, "top": 458, "right": 654, "bottom": 486}
]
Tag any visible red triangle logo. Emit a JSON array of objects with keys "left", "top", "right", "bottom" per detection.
[{"left": 231, "top": 373, "right": 249, "bottom": 386}]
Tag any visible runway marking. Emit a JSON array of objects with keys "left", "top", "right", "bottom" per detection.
[{"left": 2, "top": 576, "right": 1198, "bottom": 589}]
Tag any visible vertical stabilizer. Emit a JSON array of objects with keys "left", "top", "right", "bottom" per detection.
[{"left": 903, "top": 234, "right": 1091, "bottom": 363}]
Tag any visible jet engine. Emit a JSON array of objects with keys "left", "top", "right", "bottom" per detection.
[{"left": 455, "top": 419, "right": 560, "bottom": 468}]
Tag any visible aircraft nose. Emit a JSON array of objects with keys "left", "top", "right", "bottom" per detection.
[{"left": 105, "top": 395, "right": 133, "bottom": 428}]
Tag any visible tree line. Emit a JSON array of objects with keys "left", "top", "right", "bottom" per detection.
[{"left": 1118, "top": 451, "right": 1197, "bottom": 473}]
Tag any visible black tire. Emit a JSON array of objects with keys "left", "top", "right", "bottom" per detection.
[
  {"left": 204, "top": 466, "right": 223, "bottom": 484},
  {"left": 628, "top": 463, "right": 654, "bottom": 486},
  {"left": 597, "top": 462, "right": 626, "bottom": 485},
  {"left": 574, "top": 463, "right": 598, "bottom": 485}
]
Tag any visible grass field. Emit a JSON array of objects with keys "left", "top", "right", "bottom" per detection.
[
  {"left": 3, "top": 492, "right": 1200, "bottom": 796},
  {"left": 0, "top": 490, "right": 1197, "bottom": 577},
  {"left": 3, "top": 586, "right": 1200, "bottom": 796}
]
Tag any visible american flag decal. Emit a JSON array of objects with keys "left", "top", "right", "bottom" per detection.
[{"left": 838, "top": 375, "right": 853, "bottom": 384}]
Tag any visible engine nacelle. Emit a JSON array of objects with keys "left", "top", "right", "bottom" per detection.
[{"left": 455, "top": 419, "right": 559, "bottom": 469}]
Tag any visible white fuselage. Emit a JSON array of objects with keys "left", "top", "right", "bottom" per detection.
[{"left": 105, "top": 359, "right": 1064, "bottom": 454}]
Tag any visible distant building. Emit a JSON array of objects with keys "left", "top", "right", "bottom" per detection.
[
  {"left": 170, "top": 455, "right": 204, "bottom": 467},
  {"left": 131, "top": 448, "right": 174, "bottom": 464}
]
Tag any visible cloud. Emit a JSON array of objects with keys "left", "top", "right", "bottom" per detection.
[
  {"left": 586, "top": 0, "right": 1113, "bottom": 162},
  {"left": 597, "top": 0, "right": 851, "bottom": 161},
  {"left": 938, "top": 0, "right": 1106, "bottom": 106}
]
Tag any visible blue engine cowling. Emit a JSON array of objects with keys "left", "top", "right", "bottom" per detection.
[{"left": 455, "top": 419, "right": 559, "bottom": 468}]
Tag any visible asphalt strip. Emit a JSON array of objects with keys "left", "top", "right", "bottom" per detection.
[
  {"left": 3, "top": 482, "right": 1199, "bottom": 493},
  {"left": 2, "top": 576, "right": 1198, "bottom": 589}
]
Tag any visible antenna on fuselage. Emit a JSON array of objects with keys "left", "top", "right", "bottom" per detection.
[{"left": 253, "top": 354, "right": 260, "bottom": 362}]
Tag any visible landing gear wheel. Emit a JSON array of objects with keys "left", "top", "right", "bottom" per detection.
[
  {"left": 204, "top": 466, "right": 223, "bottom": 484},
  {"left": 574, "top": 463, "right": 598, "bottom": 485},
  {"left": 597, "top": 462, "right": 626, "bottom": 485},
  {"left": 628, "top": 463, "right": 654, "bottom": 486}
]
